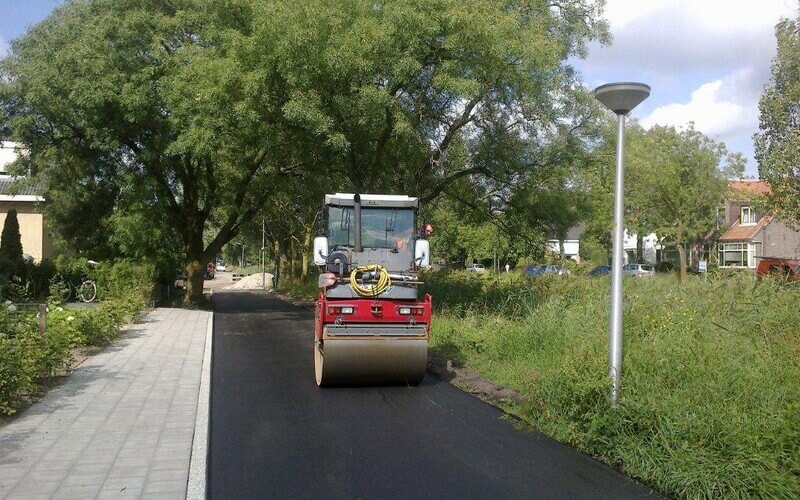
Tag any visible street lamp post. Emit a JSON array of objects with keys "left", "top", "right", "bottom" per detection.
[{"left": 592, "top": 82, "right": 650, "bottom": 405}]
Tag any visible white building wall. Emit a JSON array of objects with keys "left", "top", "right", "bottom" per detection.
[
  {"left": 546, "top": 239, "right": 580, "bottom": 260},
  {"left": 623, "top": 231, "right": 660, "bottom": 264}
]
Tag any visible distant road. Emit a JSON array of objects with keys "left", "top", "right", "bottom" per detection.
[{"left": 209, "top": 291, "right": 659, "bottom": 499}]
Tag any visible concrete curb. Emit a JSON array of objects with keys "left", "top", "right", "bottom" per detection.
[{"left": 187, "top": 312, "right": 213, "bottom": 499}]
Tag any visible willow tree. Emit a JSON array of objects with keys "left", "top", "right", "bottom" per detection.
[
  {"left": 247, "top": 0, "right": 609, "bottom": 199},
  {"left": 0, "top": 0, "right": 318, "bottom": 302},
  {"left": 1, "top": 0, "right": 608, "bottom": 303}
]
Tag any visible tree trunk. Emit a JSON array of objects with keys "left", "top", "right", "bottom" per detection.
[
  {"left": 559, "top": 239, "right": 565, "bottom": 264},
  {"left": 301, "top": 225, "right": 312, "bottom": 280},
  {"left": 636, "top": 234, "right": 643, "bottom": 263},
  {"left": 289, "top": 238, "right": 296, "bottom": 278},
  {"left": 677, "top": 243, "right": 687, "bottom": 285},
  {"left": 184, "top": 259, "right": 206, "bottom": 305},
  {"left": 273, "top": 239, "right": 282, "bottom": 289}
]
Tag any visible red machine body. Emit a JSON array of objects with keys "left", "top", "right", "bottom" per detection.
[{"left": 315, "top": 293, "right": 432, "bottom": 342}]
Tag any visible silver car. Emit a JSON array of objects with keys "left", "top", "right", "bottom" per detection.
[{"left": 622, "top": 263, "right": 655, "bottom": 278}]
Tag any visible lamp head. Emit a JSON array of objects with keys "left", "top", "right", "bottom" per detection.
[{"left": 593, "top": 82, "right": 650, "bottom": 115}]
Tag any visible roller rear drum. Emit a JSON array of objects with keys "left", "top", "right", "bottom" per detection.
[{"left": 314, "top": 338, "right": 427, "bottom": 387}]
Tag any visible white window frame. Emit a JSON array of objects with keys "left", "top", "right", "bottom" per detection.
[
  {"left": 740, "top": 206, "right": 757, "bottom": 225},
  {"left": 719, "top": 242, "right": 762, "bottom": 268}
]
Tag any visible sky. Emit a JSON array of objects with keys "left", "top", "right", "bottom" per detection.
[
  {"left": 1, "top": 0, "right": 797, "bottom": 177},
  {"left": 572, "top": 0, "right": 798, "bottom": 177}
]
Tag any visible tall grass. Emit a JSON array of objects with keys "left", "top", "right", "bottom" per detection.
[{"left": 423, "top": 271, "right": 800, "bottom": 498}]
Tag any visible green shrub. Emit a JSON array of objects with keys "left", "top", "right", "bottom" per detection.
[
  {"left": 93, "top": 259, "right": 154, "bottom": 303},
  {"left": 0, "top": 259, "right": 155, "bottom": 415},
  {"left": 277, "top": 275, "right": 318, "bottom": 300},
  {"left": 0, "top": 209, "right": 24, "bottom": 277},
  {"left": 428, "top": 274, "right": 800, "bottom": 498},
  {"left": 0, "top": 305, "right": 72, "bottom": 414}
]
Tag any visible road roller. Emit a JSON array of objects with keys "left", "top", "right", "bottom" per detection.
[{"left": 312, "top": 193, "right": 432, "bottom": 386}]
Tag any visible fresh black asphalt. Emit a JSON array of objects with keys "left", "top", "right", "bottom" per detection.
[{"left": 209, "top": 291, "right": 659, "bottom": 499}]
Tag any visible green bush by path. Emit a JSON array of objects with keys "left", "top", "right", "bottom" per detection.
[
  {"left": 424, "top": 272, "right": 800, "bottom": 498},
  {"left": 0, "top": 260, "right": 155, "bottom": 415}
]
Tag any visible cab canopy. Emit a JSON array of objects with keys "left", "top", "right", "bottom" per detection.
[{"left": 325, "top": 193, "right": 418, "bottom": 208}]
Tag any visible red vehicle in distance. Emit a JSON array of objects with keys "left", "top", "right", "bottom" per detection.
[{"left": 756, "top": 257, "right": 800, "bottom": 281}]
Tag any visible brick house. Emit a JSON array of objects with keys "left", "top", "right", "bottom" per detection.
[
  {"left": 0, "top": 141, "right": 54, "bottom": 262},
  {"left": 717, "top": 180, "right": 800, "bottom": 271}
]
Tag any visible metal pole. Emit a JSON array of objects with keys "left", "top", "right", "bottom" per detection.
[
  {"left": 262, "top": 218, "right": 266, "bottom": 289},
  {"left": 609, "top": 112, "right": 626, "bottom": 405}
]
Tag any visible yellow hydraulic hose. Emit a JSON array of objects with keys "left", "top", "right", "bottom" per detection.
[{"left": 349, "top": 264, "right": 391, "bottom": 297}]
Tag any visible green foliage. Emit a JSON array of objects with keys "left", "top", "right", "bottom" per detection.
[
  {"left": 0, "top": 260, "right": 153, "bottom": 415},
  {"left": 0, "top": 209, "right": 24, "bottom": 276},
  {"left": 0, "top": 259, "right": 56, "bottom": 302},
  {"left": 0, "top": 0, "right": 609, "bottom": 304},
  {"left": 755, "top": 12, "right": 800, "bottom": 226},
  {"left": 93, "top": 259, "right": 155, "bottom": 303},
  {"left": 426, "top": 272, "right": 800, "bottom": 498},
  {"left": 277, "top": 275, "right": 318, "bottom": 300},
  {"left": 0, "top": 305, "right": 72, "bottom": 415},
  {"left": 583, "top": 122, "right": 743, "bottom": 281}
]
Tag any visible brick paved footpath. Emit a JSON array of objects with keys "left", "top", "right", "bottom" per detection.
[{"left": 0, "top": 308, "right": 212, "bottom": 499}]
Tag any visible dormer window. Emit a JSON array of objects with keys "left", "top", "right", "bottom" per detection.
[{"left": 740, "top": 206, "right": 757, "bottom": 225}]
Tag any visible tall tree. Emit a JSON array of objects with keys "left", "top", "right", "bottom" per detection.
[
  {"left": 0, "top": 209, "right": 24, "bottom": 276},
  {"left": 633, "top": 125, "right": 743, "bottom": 283},
  {"left": 1, "top": 0, "right": 608, "bottom": 303},
  {"left": 249, "top": 0, "right": 609, "bottom": 199},
  {"left": 755, "top": 10, "right": 800, "bottom": 225},
  {"left": 1, "top": 0, "right": 316, "bottom": 303}
]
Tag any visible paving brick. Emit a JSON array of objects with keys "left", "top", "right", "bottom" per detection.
[
  {"left": 101, "top": 474, "right": 147, "bottom": 491},
  {"left": 143, "top": 479, "right": 187, "bottom": 495},
  {"left": 0, "top": 308, "right": 209, "bottom": 500},
  {"left": 8, "top": 478, "right": 60, "bottom": 496},
  {"left": 51, "top": 484, "right": 103, "bottom": 499},
  {"left": 97, "top": 486, "right": 143, "bottom": 499}
]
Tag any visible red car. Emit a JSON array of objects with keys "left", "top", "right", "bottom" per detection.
[{"left": 756, "top": 257, "right": 800, "bottom": 281}]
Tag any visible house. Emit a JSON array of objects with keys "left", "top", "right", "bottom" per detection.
[
  {"left": 546, "top": 223, "right": 585, "bottom": 262},
  {"left": 0, "top": 141, "right": 54, "bottom": 262},
  {"left": 717, "top": 180, "right": 800, "bottom": 271},
  {"left": 623, "top": 231, "right": 661, "bottom": 264}
]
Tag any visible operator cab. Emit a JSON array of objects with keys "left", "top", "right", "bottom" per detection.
[{"left": 312, "top": 193, "right": 430, "bottom": 299}]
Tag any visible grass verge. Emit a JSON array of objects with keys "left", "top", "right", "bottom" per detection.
[{"left": 423, "top": 271, "right": 800, "bottom": 498}]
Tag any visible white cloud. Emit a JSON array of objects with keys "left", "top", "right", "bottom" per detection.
[
  {"left": 605, "top": 0, "right": 795, "bottom": 32},
  {"left": 641, "top": 68, "right": 760, "bottom": 138}
]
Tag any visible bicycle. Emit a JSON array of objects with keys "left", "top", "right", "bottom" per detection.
[{"left": 51, "top": 273, "right": 98, "bottom": 303}]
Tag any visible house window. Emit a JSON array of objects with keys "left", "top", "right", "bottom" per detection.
[
  {"left": 719, "top": 242, "right": 762, "bottom": 268},
  {"left": 740, "top": 206, "right": 757, "bottom": 225}
]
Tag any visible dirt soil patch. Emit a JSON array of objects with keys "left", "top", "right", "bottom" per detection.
[{"left": 427, "top": 350, "right": 527, "bottom": 406}]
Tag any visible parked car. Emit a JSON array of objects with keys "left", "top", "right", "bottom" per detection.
[
  {"left": 216, "top": 262, "right": 227, "bottom": 272},
  {"left": 622, "top": 263, "right": 655, "bottom": 278},
  {"left": 466, "top": 264, "right": 487, "bottom": 273},
  {"left": 588, "top": 264, "right": 611, "bottom": 276},
  {"left": 524, "top": 264, "right": 570, "bottom": 277},
  {"left": 756, "top": 257, "right": 800, "bottom": 281}
]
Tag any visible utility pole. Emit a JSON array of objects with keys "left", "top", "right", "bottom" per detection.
[{"left": 262, "top": 218, "right": 266, "bottom": 289}]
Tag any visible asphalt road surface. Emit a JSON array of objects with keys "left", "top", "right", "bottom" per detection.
[{"left": 209, "top": 291, "right": 658, "bottom": 499}]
